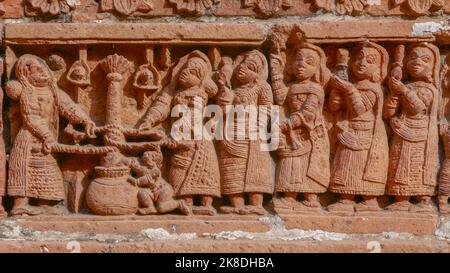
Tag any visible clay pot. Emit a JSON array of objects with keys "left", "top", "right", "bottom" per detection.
[{"left": 86, "top": 166, "right": 138, "bottom": 215}]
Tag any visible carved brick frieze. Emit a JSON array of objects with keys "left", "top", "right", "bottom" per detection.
[
  {"left": 0, "top": 21, "right": 446, "bottom": 220},
  {"left": 0, "top": 0, "right": 448, "bottom": 19}
]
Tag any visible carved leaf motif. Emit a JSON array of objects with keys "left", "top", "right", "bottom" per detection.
[
  {"left": 137, "top": 0, "right": 153, "bottom": 12},
  {"left": 314, "top": 0, "right": 335, "bottom": 12},
  {"left": 27, "top": 0, "right": 76, "bottom": 15},
  {"left": 244, "top": 0, "right": 293, "bottom": 16},
  {"left": 113, "top": 0, "right": 139, "bottom": 15},
  {"left": 407, "top": 0, "right": 432, "bottom": 14},
  {"left": 100, "top": 54, "right": 133, "bottom": 75},
  {"left": 391, "top": 0, "right": 441, "bottom": 15},
  {"left": 100, "top": 0, "right": 115, "bottom": 11},
  {"left": 168, "top": 0, "right": 220, "bottom": 16},
  {"left": 208, "top": 47, "right": 221, "bottom": 71},
  {"left": 336, "top": 0, "right": 368, "bottom": 15}
]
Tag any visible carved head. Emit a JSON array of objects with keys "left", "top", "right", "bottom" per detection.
[
  {"left": 171, "top": 51, "right": 216, "bottom": 97},
  {"left": 16, "top": 54, "right": 53, "bottom": 88},
  {"left": 350, "top": 42, "right": 388, "bottom": 83},
  {"left": 406, "top": 46, "right": 435, "bottom": 81},
  {"left": 142, "top": 149, "right": 163, "bottom": 169},
  {"left": 178, "top": 57, "right": 207, "bottom": 88},
  {"left": 351, "top": 47, "right": 381, "bottom": 81},
  {"left": 292, "top": 48, "right": 319, "bottom": 81},
  {"left": 291, "top": 48, "right": 320, "bottom": 81},
  {"left": 234, "top": 50, "right": 267, "bottom": 85},
  {"left": 288, "top": 43, "right": 330, "bottom": 86}
]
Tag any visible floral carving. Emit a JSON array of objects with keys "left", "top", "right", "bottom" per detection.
[
  {"left": 335, "top": 0, "right": 369, "bottom": 15},
  {"left": 26, "top": 0, "right": 77, "bottom": 16},
  {"left": 100, "top": 0, "right": 154, "bottom": 16},
  {"left": 168, "top": 0, "right": 220, "bottom": 16},
  {"left": 243, "top": 0, "right": 292, "bottom": 16},
  {"left": 393, "top": 0, "right": 444, "bottom": 15},
  {"left": 313, "top": 0, "right": 335, "bottom": 12}
]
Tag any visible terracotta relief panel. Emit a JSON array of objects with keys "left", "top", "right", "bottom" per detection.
[{"left": 0, "top": 22, "right": 447, "bottom": 220}]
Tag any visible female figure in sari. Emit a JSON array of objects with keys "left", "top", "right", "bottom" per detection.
[
  {"left": 270, "top": 43, "right": 330, "bottom": 211},
  {"left": 216, "top": 50, "right": 273, "bottom": 215},
  {"left": 139, "top": 51, "right": 220, "bottom": 215},
  {"left": 327, "top": 42, "right": 389, "bottom": 213},
  {"left": 385, "top": 43, "right": 440, "bottom": 213}
]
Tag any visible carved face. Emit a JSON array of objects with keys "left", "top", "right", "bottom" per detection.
[
  {"left": 234, "top": 56, "right": 260, "bottom": 84},
  {"left": 27, "top": 58, "right": 52, "bottom": 87},
  {"left": 178, "top": 57, "right": 205, "bottom": 88},
  {"left": 292, "top": 48, "right": 319, "bottom": 81},
  {"left": 351, "top": 47, "right": 381, "bottom": 81},
  {"left": 406, "top": 47, "right": 434, "bottom": 80}
]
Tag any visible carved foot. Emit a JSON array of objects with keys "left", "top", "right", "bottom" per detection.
[
  {"left": 178, "top": 200, "right": 193, "bottom": 216},
  {"left": 385, "top": 200, "right": 410, "bottom": 212},
  {"left": 409, "top": 202, "right": 434, "bottom": 214},
  {"left": 273, "top": 197, "right": 299, "bottom": 210},
  {"left": 10, "top": 205, "right": 42, "bottom": 216},
  {"left": 327, "top": 199, "right": 355, "bottom": 213},
  {"left": 137, "top": 207, "right": 158, "bottom": 215},
  {"left": 301, "top": 199, "right": 321, "bottom": 209},
  {"left": 355, "top": 199, "right": 381, "bottom": 212},
  {"left": 41, "top": 205, "right": 66, "bottom": 215},
  {"left": 239, "top": 205, "right": 267, "bottom": 215},
  {"left": 193, "top": 205, "right": 217, "bottom": 216},
  {"left": 219, "top": 206, "right": 242, "bottom": 214}
]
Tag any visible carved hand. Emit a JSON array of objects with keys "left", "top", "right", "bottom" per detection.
[
  {"left": 139, "top": 120, "right": 154, "bottom": 132},
  {"left": 331, "top": 75, "right": 353, "bottom": 93},
  {"left": 127, "top": 177, "right": 138, "bottom": 187},
  {"left": 279, "top": 121, "right": 289, "bottom": 132},
  {"left": 389, "top": 77, "right": 407, "bottom": 95},
  {"left": 42, "top": 138, "right": 56, "bottom": 155},
  {"left": 83, "top": 120, "right": 97, "bottom": 138},
  {"left": 391, "top": 65, "right": 403, "bottom": 80}
]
